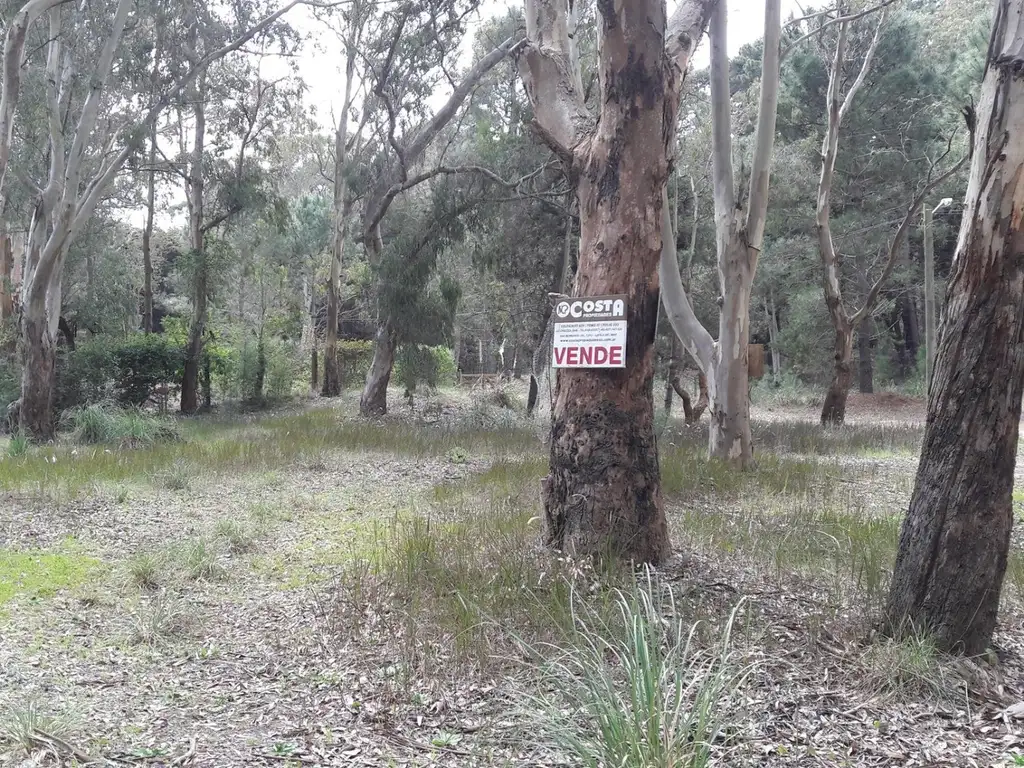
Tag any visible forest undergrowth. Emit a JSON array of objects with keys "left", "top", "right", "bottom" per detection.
[{"left": 2, "top": 384, "right": 1024, "bottom": 767}]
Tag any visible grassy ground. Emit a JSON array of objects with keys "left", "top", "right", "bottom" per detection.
[{"left": 1, "top": 385, "right": 1024, "bottom": 767}]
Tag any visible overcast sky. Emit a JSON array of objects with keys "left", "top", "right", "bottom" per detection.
[{"left": 285, "top": 0, "right": 815, "bottom": 127}]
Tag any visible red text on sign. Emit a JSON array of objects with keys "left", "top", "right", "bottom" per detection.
[{"left": 553, "top": 345, "right": 624, "bottom": 366}]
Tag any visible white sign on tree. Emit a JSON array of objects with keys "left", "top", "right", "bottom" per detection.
[{"left": 552, "top": 295, "right": 627, "bottom": 368}]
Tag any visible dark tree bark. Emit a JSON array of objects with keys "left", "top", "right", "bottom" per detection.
[
  {"left": 821, "top": 319, "right": 854, "bottom": 425},
  {"left": 884, "top": 0, "right": 1024, "bottom": 655},
  {"left": 857, "top": 320, "right": 874, "bottom": 394},
  {"left": 902, "top": 293, "right": 921, "bottom": 364}
]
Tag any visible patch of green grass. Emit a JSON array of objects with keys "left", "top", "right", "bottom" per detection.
[
  {"left": 327, "top": 459, "right": 591, "bottom": 672},
  {"left": 0, "top": 406, "right": 540, "bottom": 495},
  {"left": 660, "top": 440, "right": 827, "bottom": 501},
  {"left": 62, "top": 404, "right": 179, "bottom": 448},
  {"left": 0, "top": 545, "right": 102, "bottom": 604},
  {"left": 6, "top": 433, "right": 29, "bottom": 458}
]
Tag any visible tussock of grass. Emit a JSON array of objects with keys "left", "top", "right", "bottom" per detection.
[
  {"left": 129, "top": 593, "right": 191, "bottom": 645},
  {"left": 62, "top": 404, "right": 179, "bottom": 448},
  {"left": 0, "top": 700, "right": 74, "bottom": 754},
  {"left": 860, "top": 632, "right": 950, "bottom": 700},
  {"left": 123, "top": 551, "right": 164, "bottom": 590},
  {"left": 214, "top": 519, "right": 261, "bottom": 554},
  {"left": 170, "top": 538, "right": 226, "bottom": 581},
  {"left": 6, "top": 434, "right": 28, "bottom": 457},
  {"left": 524, "top": 573, "right": 749, "bottom": 768}
]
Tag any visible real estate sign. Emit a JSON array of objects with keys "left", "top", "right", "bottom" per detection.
[{"left": 552, "top": 295, "right": 627, "bottom": 368}]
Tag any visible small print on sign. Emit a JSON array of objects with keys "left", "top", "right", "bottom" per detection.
[{"left": 552, "top": 295, "right": 627, "bottom": 369}]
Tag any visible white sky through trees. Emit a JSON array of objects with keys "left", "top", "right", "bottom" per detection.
[
  {"left": 139, "top": 0, "right": 813, "bottom": 228},
  {"left": 285, "top": 0, "right": 813, "bottom": 127}
]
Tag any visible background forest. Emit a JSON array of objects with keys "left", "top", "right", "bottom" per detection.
[{"left": 0, "top": 0, "right": 990, "bottom": 424}]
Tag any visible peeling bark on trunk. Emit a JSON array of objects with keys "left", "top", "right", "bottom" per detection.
[
  {"left": 710, "top": 242, "right": 754, "bottom": 461},
  {"left": 359, "top": 318, "right": 396, "bottom": 416},
  {"left": 821, "top": 319, "right": 854, "bottom": 425},
  {"left": 520, "top": 0, "right": 712, "bottom": 561},
  {"left": 884, "top": 0, "right": 1024, "bottom": 655}
]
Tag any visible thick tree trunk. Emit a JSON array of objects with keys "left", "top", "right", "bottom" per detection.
[
  {"left": 709, "top": 246, "right": 754, "bottom": 463},
  {"left": 821, "top": 319, "right": 854, "bottom": 425},
  {"left": 884, "top": 2, "right": 1024, "bottom": 655},
  {"left": 540, "top": 0, "right": 686, "bottom": 564},
  {"left": 359, "top": 318, "right": 396, "bottom": 416},
  {"left": 857, "top": 320, "right": 874, "bottom": 394},
  {"left": 181, "top": 323, "right": 202, "bottom": 414},
  {"left": 18, "top": 296, "right": 55, "bottom": 440}
]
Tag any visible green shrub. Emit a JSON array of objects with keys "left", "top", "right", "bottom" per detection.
[
  {"left": 338, "top": 339, "right": 374, "bottom": 389},
  {"left": 394, "top": 344, "right": 457, "bottom": 393},
  {"left": 265, "top": 337, "right": 298, "bottom": 400},
  {"left": 111, "top": 334, "right": 182, "bottom": 406},
  {"left": 0, "top": 356, "right": 17, "bottom": 418},
  {"left": 56, "top": 337, "right": 117, "bottom": 410}
]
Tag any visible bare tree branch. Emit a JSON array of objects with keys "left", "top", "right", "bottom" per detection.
[
  {"left": 744, "top": 0, "right": 783, "bottom": 250},
  {"left": 518, "top": 0, "right": 591, "bottom": 160},
  {"left": 852, "top": 138, "right": 968, "bottom": 326},
  {"left": 709, "top": 0, "right": 736, "bottom": 224},
  {"left": 660, "top": 186, "right": 716, "bottom": 374},
  {"left": 781, "top": 0, "right": 900, "bottom": 61}
]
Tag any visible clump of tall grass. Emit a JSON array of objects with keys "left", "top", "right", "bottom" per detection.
[
  {"left": 61, "top": 404, "right": 179, "bottom": 448},
  {"left": 523, "top": 572, "right": 749, "bottom": 768},
  {"left": 0, "top": 700, "right": 75, "bottom": 755}
]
